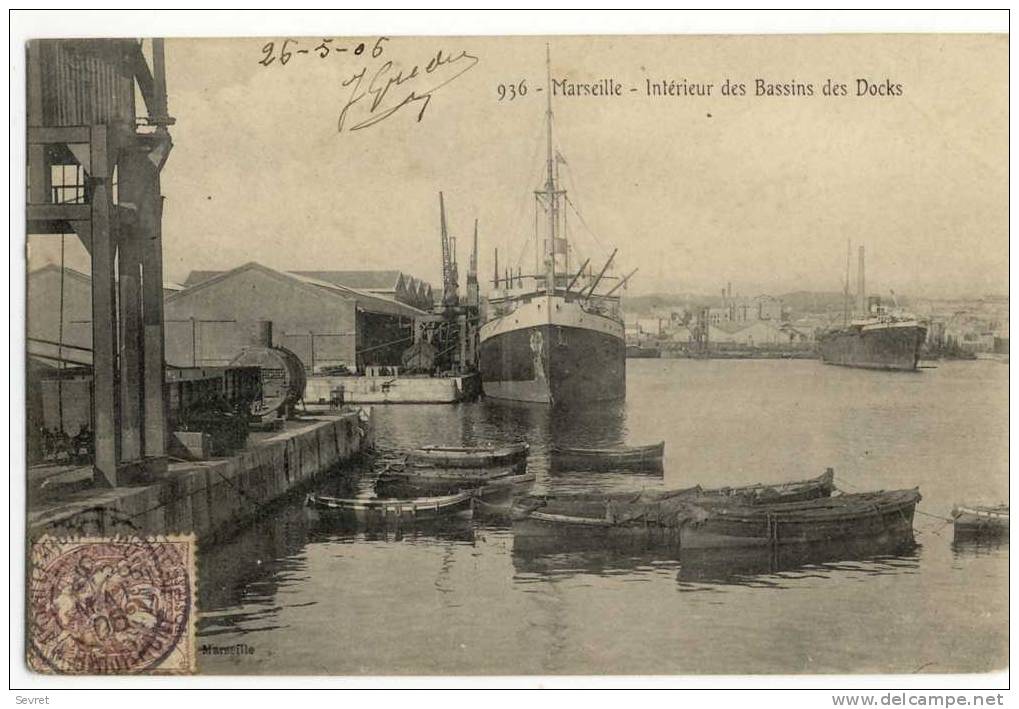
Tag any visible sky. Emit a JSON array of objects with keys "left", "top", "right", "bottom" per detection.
[{"left": 28, "top": 34, "right": 1008, "bottom": 299}]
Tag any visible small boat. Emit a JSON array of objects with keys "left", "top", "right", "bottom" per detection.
[
  {"left": 514, "top": 484, "right": 918, "bottom": 550},
  {"left": 406, "top": 442, "right": 529, "bottom": 469},
  {"left": 377, "top": 467, "right": 536, "bottom": 498},
  {"left": 551, "top": 441, "right": 664, "bottom": 471},
  {"left": 305, "top": 490, "right": 474, "bottom": 521},
  {"left": 672, "top": 488, "right": 922, "bottom": 550},
  {"left": 512, "top": 468, "right": 836, "bottom": 520},
  {"left": 952, "top": 504, "right": 1009, "bottom": 540},
  {"left": 471, "top": 471, "right": 539, "bottom": 516},
  {"left": 699, "top": 467, "right": 836, "bottom": 504},
  {"left": 375, "top": 464, "right": 521, "bottom": 494}
]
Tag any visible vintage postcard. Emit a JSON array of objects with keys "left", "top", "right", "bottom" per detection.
[{"left": 18, "top": 24, "right": 1008, "bottom": 684}]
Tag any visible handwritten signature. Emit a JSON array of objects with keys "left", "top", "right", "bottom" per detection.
[{"left": 337, "top": 48, "right": 479, "bottom": 133}]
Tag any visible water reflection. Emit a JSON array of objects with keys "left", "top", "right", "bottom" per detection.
[
  {"left": 198, "top": 503, "right": 313, "bottom": 638},
  {"left": 512, "top": 531, "right": 921, "bottom": 587},
  {"left": 951, "top": 537, "right": 1009, "bottom": 557}
]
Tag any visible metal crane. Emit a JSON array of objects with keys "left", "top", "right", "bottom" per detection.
[{"left": 439, "top": 192, "right": 459, "bottom": 307}]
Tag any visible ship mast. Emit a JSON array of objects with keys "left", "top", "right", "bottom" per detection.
[{"left": 544, "top": 44, "right": 556, "bottom": 296}]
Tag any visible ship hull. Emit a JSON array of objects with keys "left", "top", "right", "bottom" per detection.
[
  {"left": 479, "top": 298, "right": 625, "bottom": 404},
  {"left": 818, "top": 323, "right": 927, "bottom": 371}
]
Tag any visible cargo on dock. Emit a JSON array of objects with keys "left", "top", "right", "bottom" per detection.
[{"left": 27, "top": 410, "right": 374, "bottom": 542}]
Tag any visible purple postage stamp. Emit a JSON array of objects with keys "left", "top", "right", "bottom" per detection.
[{"left": 28, "top": 536, "right": 196, "bottom": 674}]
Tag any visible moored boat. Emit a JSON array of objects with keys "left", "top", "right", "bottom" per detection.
[
  {"left": 952, "top": 504, "right": 1009, "bottom": 540},
  {"left": 551, "top": 441, "right": 664, "bottom": 472},
  {"left": 377, "top": 466, "right": 536, "bottom": 498},
  {"left": 305, "top": 490, "right": 474, "bottom": 522},
  {"left": 674, "top": 488, "right": 921, "bottom": 550},
  {"left": 818, "top": 246, "right": 926, "bottom": 371},
  {"left": 478, "top": 48, "right": 629, "bottom": 405},
  {"left": 513, "top": 468, "right": 836, "bottom": 521},
  {"left": 513, "top": 481, "right": 917, "bottom": 551},
  {"left": 406, "top": 442, "right": 529, "bottom": 469}
]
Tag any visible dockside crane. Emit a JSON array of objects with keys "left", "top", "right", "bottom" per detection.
[{"left": 440, "top": 192, "right": 459, "bottom": 307}]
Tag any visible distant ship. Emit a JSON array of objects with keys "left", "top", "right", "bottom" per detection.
[
  {"left": 478, "top": 48, "right": 629, "bottom": 404},
  {"left": 818, "top": 245, "right": 926, "bottom": 371},
  {"left": 818, "top": 314, "right": 927, "bottom": 371}
]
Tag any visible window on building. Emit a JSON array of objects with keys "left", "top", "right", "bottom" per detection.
[{"left": 50, "top": 163, "right": 85, "bottom": 204}]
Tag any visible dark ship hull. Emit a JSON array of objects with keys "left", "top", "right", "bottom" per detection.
[
  {"left": 818, "top": 322, "right": 927, "bottom": 371},
  {"left": 479, "top": 299, "right": 625, "bottom": 404}
]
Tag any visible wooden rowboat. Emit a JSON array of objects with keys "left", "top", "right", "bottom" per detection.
[
  {"left": 406, "top": 442, "right": 529, "bottom": 469},
  {"left": 376, "top": 464, "right": 520, "bottom": 488},
  {"left": 305, "top": 490, "right": 474, "bottom": 521},
  {"left": 512, "top": 468, "right": 836, "bottom": 521},
  {"left": 378, "top": 468, "right": 536, "bottom": 499},
  {"left": 699, "top": 467, "right": 836, "bottom": 504},
  {"left": 550, "top": 441, "right": 664, "bottom": 471},
  {"left": 952, "top": 504, "right": 1009, "bottom": 540},
  {"left": 514, "top": 484, "right": 919, "bottom": 550},
  {"left": 674, "top": 488, "right": 921, "bottom": 549}
]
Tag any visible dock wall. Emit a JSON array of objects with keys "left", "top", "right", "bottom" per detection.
[
  {"left": 305, "top": 373, "right": 480, "bottom": 404},
  {"left": 27, "top": 410, "right": 374, "bottom": 542}
]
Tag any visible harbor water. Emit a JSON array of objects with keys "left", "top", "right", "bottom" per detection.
[{"left": 197, "top": 359, "right": 1008, "bottom": 675}]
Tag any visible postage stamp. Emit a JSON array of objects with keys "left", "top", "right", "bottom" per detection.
[{"left": 27, "top": 536, "right": 196, "bottom": 674}]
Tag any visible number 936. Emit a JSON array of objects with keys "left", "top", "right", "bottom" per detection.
[{"left": 497, "top": 80, "right": 528, "bottom": 101}]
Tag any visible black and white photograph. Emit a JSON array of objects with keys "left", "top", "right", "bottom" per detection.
[{"left": 10, "top": 10, "right": 1011, "bottom": 694}]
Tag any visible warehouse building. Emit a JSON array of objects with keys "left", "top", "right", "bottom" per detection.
[{"left": 166, "top": 262, "right": 430, "bottom": 372}]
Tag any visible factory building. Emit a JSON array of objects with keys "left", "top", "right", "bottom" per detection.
[{"left": 166, "top": 262, "right": 430, "bottom": 373}]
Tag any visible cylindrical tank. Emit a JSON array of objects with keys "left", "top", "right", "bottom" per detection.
[{"left": 229, "top": 346, "right": 306, "bottom": 418}]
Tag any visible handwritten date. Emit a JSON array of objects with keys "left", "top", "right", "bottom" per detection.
[{"left": 259, "top": 37, "right": 388, "bottom": 66}]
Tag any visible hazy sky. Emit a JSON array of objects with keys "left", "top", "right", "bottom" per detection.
[{"left": 30, "top": 34, "right": 1008, "bottom": 298}]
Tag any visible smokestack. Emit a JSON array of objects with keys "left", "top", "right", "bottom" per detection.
[
  {"left": 857, "top": 245, "right": 866, "bottom": 314},
  {"left": 727, "top": 282, "right": 732, "bottom": 300}
]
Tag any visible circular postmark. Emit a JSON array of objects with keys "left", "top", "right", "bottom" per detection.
[{"left": 29, "top": 537, "right": 192, "bottom": 674}]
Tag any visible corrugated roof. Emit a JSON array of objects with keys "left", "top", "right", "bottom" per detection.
[
  {"left": 170, "top": 262, "right": 428, "bottom": 319},
  {"left": 290, "top": 270, "right": 405, "bottom": 292},
  {"left": 184, "top": 269, "right": 433, "bottom": 296}
]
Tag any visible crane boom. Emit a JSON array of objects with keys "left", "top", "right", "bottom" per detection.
[{"left": 439, "top": 192, "right": 459, "bottom": 306}]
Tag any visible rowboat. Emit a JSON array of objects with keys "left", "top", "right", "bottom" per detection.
[
  {"left": 952, "top": 504, "right": 1009, "bottom": 540},
  {"left": 511, "top": 468, "right": 836, "bottom": 521},
  {"left": 514, "top": 486, "right": 920, "bottom": 550},
  {"left": 305, "top": 490, "right": 474, "bottom": 522},
  {"left": 375, "top": 463, "right": 522, "bottom": 495},
  {"left": 406, "top": 442, "right": 529, "bottom": 469},
  {"left": 378, "top": 468, "right": 536, "bottom": 499},
  {"left": 471, "top": 471, "right": 539, "bottom": 516},
  {"left": 673, "top": 488, "right": 921, "bottom": 550},
  {"left": 699, "top": 467, "right": 836, "bottom": 504},
  {"left": 550, "top": 441, "right": 664, "bottom": 471}
]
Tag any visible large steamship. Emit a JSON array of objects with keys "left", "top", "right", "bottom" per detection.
[
  {"left": 818, "top": 245, "right": 927, "bottom": 371},
  {"left": 478, "top": 49, "right": 629, "bottom": 405}
]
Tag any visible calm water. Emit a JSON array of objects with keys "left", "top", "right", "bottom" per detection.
[{"left": 197, "top": 359, "right": 1008, "bottom": 675}]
